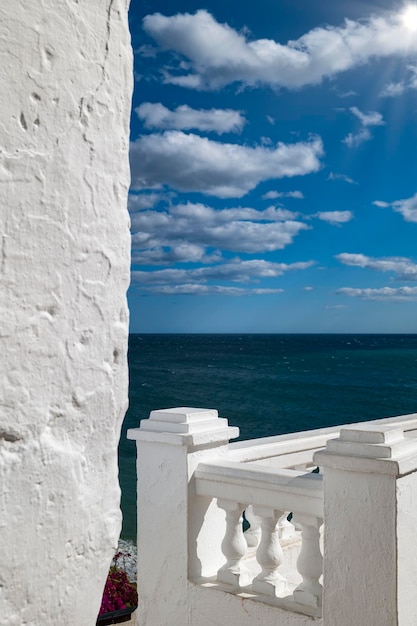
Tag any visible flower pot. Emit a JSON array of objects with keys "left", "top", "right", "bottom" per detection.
[{"left": 96, "top": 605, "right": 136, "bottom": 625}]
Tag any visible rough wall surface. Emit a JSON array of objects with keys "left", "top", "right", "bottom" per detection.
[
  {"left": 397, "top": 472, "right": 417, "bottom": 626},
  {"left": 0, "top": 1, "right": 132, "bottom": 624}
]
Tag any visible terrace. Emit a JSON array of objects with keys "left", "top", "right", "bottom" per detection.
[{"left": 128, "top": 408, "right": 417, "bottom": 626}]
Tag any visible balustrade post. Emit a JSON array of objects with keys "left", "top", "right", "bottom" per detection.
[
  {"left": 251, "top": 506, "right": 288, "bottom": 597},
  {"left": 217, "top": 499, "right": 251, "bottom": 588},
  {"left": 314, "top": 423, "right": 417, "bottom": 626},
  {"left": 292, "top": 513, "right": 323, "bottom": 608},
  {"left": 127, "top": 407, "right": 239, "bottom": 626}
]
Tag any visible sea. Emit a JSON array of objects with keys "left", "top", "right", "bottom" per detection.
[{"left": 118, "top": 333, "right": 417, "bottom": 542}]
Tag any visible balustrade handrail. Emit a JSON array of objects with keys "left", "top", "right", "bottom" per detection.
[
  {"left": 227, "top": 412, "right": 417, "bottom": 463},
  {"left": 195, "top": 460, "right": 323, "bottom": 518}
]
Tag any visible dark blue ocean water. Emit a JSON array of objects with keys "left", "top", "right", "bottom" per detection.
[{"left": 119, "top": 334, "right": 417, "bottom": 540}]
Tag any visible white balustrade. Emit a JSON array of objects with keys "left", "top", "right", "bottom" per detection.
[
  {"left": 251, "top": 506, "right": 288, "bottom": 597},
  {"left": 129, "top": 407, "right": 417, "bottom": 626},
  {"left": 292, "top": 514, "right": 323, "bottom": 608},
  {"left": 217, "top": 499, "right": 251, "bottom": 588},
  {"left": 194, "top": 458, "right": 324, "bottom": 615}
]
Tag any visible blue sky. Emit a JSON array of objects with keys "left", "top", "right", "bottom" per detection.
[{"left": 127, "top": 0, "right": 417, "bottom": 333}]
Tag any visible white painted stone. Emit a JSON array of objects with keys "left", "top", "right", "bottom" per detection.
[
  {"left": 188, "top": 582, "right": 321, "bottom": 626},
  {"left": 397, "top": 472, "right": 417, "bottom": 626},
  {"left": 315, "top": 424, "right": 417, "bottom": 626},
  {"left": 0, "top": 2, "right": 132, "bottom": 624},
  {"left": 127, "top": 408, "right": 240, "bottom": 626},
  {"left": 131, "top": 409, "right": 417, "bottom": 626}
]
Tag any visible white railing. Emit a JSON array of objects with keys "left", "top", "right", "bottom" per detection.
[
  {"left": 228, "top": 412, "right": 417, "bottom": 467},
  {"left": 194, "top": 461, "right": 323, "bottom": 615},
  {"left": 128, "top": 409, "right": 417, "bottom": 626}
]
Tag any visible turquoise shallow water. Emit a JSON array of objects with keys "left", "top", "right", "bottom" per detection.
[{"left": 119, "top": 333, "right": 417, "bottom": 540}]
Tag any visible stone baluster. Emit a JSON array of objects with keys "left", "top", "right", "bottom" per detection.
[
  {"left": 251, "top": 507, "right": 288, "bottom": 596},
  {"left": 217, "top": 499, "right": 252, "bottom": 588},
  {"left": 292, "top": 513, "right": 323, "bottom": 608},
  {"left": 244, "top": 505, "right": 261, "bottom": 547},
  {"left": 278, "top": 512, "right": 296, "bottom": 539}
]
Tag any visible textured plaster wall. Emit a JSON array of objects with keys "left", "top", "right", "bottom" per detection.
[
  {"left": 397, "top": 472, "right": 417, "bottom": 626},
  {"left": 188, "top": 584, "right": 321, "bottom": 626},
  {"left": 0, "top": 1, "right": 132, "bottom": 624},
  {"left": 322, "top": 469, "right": 397, "bottom": 626}
]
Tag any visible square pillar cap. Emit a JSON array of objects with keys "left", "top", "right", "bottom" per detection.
[
  {"left": 127, "top": 407, "right": 239, "bottom": 447},
  {"left": 314, "top": 423, "right": 417, "bottom": 475}
]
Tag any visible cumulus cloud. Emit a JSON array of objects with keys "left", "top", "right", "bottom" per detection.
[
  {"left": 128, "top": 192, "right": 171, "bottom": 212},
  {"left": 343, "top": 128, "right": 372, "bottom": 148},
  {"left": 132, "top": 258, "right": 314, "bottom": 293},
  {"left": 136, "top": 102, "right": 246, "bottom": 134},
  {"left": 327, "top": 172, "right": 357, "bottom": 184},
  {"left": 142, "top": 9, "right": 417, "bottom": 91},
  {"left": 342, "top": 106, "right": 384, "bottom": 147},
  {"left": 336, "top": 252, "right": 417, "bottom": 279},
  {"left": 131, "top": 244, "right": 222, "bottom": 266},
  {"left": 380, "top": 81, "right": 407, "bottom": 97},
  {"left": 130, "top": 131, "right": 323, "bottom": 198},
  {"left": 373, "top": 193, "right": 417, "bottom": 222},
  {"left": 336, "top": 286, "right": 417, "bottom": 300},
  {"left": 315, "top": 210, "right": 353, "bottom": 225},
  {"left": 380, "top": 65, "right": 417, "bottom": 96},
  {"left": 131, "top": 203, "right": 307, "bottom": 258},
  {"left": 262, "top": 190, "right": 304, "bottom": 199},
  {"left": 392, "top": 193, "right": 417, "bottom": 222},
  {"left": 136, "top": 283, "right": 284, "bottom": 296},
  {"left": 349, "top": 106, "right": 384, "bottom": 127}
]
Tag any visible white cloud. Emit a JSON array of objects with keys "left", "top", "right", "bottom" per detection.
[
  {"left": 392, "top": 193, "right": 417, "bottom": 222},
  {"left": 380, "top": 81, "right": 407, "bottom": 97},
  {"left": 131, "top": 244, "right": 222, "bottom": 266},
  {"left": 337, "top": 90, "right": 357, "bottom": 98},
  {"left": 372, "top": 200, "right": 390, "bottom": 208},
  {"left": 136, "top": 102, "right": 246, "bottom": 134},
  {"left": 128, "top": 192, "right": 170, "bottom": 212},
  {"left": 336, "top": 286, "right": 417, "bottom": 300},
  {"left": 130, "top": 131, "right": 323, "bottom": 198},
  {"left": 262, "top": 190, "right": 304, "bottom": 199},
  {"left": 342, "top": 106, "right": 384, "bottom": 147},
  {"left": 131, "top": 203, "right": 307, "bottom": 256},
  {"left": 131, "top": 258, "right": 314, "bottom": 293},
  {"left": 349, "top": 106, "right": 384, "bottom": 127},
  {"left": 142, "top": 9, "right": 417, "bottom": 91},
  {"left": 136, "top": 283, "right": 284, "bottom": 296},
  {"left": 372, "top": 192, "right": 417, "bottom": 222},
  {"left": 336, "top": 252, "right": 417, "bottom": 279},
  {"left": 327, "top": 172, "right": 356, "bottom": 184},
  {"left": 380, "top": 65, "right": 417, "bottom": 96},
  {"left": 315, "top": 210, "right": 353, "bottom": 225},
  {"left": 343, "top": 128, "right": 371, "bottom": 147},
  {"left": 408, "top": 65, "right": 417, "bottom": 88},
  {"left": 169, "top": 203, "right": 298, "bottom": 223}
]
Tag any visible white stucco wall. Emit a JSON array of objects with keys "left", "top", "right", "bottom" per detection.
[
  {"left": 397, "top": 472, "right": 417, "bottom": 626},
  {"left": 0, "top": 1, "right": 132, "bottom": 624}
]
